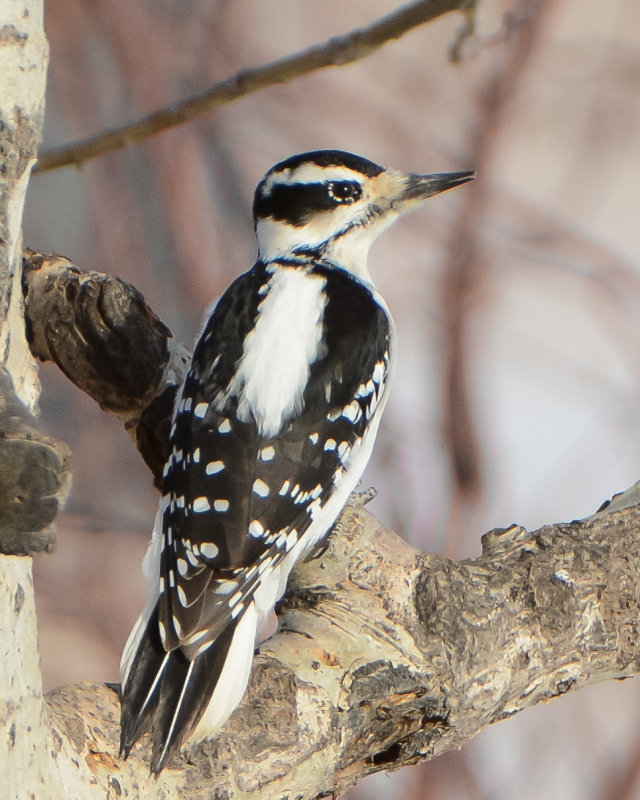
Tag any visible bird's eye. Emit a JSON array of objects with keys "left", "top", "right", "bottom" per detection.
[{"left": 328, "top": 181, "right": 362, "bottom": 204}]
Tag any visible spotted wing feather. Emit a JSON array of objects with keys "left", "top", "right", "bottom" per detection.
[{"left": 158, "top": 262, "right": 391, "bottom": 654}]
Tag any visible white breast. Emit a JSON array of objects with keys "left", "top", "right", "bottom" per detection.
[{"left": 219, "top": 267, "right": 327, "bottom": 437}]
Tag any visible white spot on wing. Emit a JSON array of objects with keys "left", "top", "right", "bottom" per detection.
[
  {"left": 206, "top": 460, "right": 224, "bottom": 475},
  {"left": 324, "top": 439, "right": 336, "bottom": 451},
  {"left": 193, "top": 497, "right": 211, "bottom": 513},
  {"left": 249, "top": 520, "right": 264, "bottom": 538},
  {"left": 338, "top": 441, "right": 351, "bottom": 460},
  {"left": 200, "top": 542, "right": 219, "bottom": 559},
  {"left": 286, "top": 530, "right": 298, "bottom": 550},
  {"left": 215, "top": 579, "right": 237, "bottom": 594},
  {"left": 214, "top": 499, "right": 230, "bottom": 512},
  {"left": 218, "top": 418, "right": 232, "bottom": 434},
  {"left": 309, "top": 432, "right": 319, "bottom": 445},
  {"left": 259, "top": 446, "right": 275, "bottom": 462},
  {"left": 372, "top": 361, "right": 385, "bottom": 385},
  {"left": 194, "top": 402, "right": 208, "bottom": 418},
  {"left": 342, "top": 400, "right": 361, "bottom": 423},
  {"left": 229, "top": 591, "right": 243, "bottom": 608},
  {"left": 253, "top": 478, "right": 270, "bottom": 498},
  {"left": 177, "top": 585, "right": 188, "bottom": 606}
]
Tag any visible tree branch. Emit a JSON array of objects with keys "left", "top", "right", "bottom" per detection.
[
  {"left": 34, "top": 0, "right": 474, "bottom": 174},
  {"left": 38, "top": 494, "right": 640, "bottom": 797},
  {"left": 17, "top": 251, "right": 640, "bottom": 796}
]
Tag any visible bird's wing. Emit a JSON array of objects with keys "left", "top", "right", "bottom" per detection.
[{"left": 157, "top": 261, "right": 392, "bottom": 656}]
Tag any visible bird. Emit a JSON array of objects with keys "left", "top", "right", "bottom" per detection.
[{"left": 119, "top": 149, "right": 474, "bottom": 773}]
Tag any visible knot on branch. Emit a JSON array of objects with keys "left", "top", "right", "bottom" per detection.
[
  {"left": 22, "top": 249, "right": 171, "bottom": 413},
  {"left": 22, "top": 249, "right": 190, "bottom": 483},
  {"left": 0, "top": 367, "right": 70, "bottom": 555}
]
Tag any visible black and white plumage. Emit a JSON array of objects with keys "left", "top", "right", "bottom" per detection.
[{"left": 119, "top": 150, "right": 474, "bottom": 772}]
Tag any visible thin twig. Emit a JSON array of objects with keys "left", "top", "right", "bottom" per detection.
[{"left": 35, "top": 0, "right": 473, "bottom": 174}]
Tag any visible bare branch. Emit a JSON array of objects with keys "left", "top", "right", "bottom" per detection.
[
  {"left": 38, "top": 496, "right": 640, "bottom": 797},
  {"left": 34, "top": 0, "right": 474, "bottom": 174}
]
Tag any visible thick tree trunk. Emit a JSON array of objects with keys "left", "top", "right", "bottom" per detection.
[{"left": 0, "top": 4, "right": 70, "bottom": 799}]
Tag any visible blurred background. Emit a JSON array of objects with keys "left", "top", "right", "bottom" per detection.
[{"left": 24, "top": 0, "right": 640, "bottom": 797}]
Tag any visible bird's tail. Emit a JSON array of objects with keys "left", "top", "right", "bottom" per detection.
[{"left": 119, "top": 601, "right": 258, "bottom": 774}]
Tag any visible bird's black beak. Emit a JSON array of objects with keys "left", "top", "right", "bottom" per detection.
[{"left": 403, "top": 170, "right": 476, "bottom": 202}]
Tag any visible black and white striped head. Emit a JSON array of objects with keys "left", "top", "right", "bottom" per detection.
[{"left": 253, "top": 150, "right": 474, "bottom": 280}]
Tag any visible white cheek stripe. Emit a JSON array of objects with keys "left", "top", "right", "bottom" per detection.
[{"left": 216, "top": 268, "right": 327, "bottom": 438}]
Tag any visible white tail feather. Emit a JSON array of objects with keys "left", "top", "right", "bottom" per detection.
[{"left": 188, "top": 601, "right": 258, "bottom": 743}]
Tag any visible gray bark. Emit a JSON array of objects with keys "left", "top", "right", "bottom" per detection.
[
  {"left": 24, "top": 490, "right": 640, "bottom": 799},
  {"left": 0, "top": 5, "right": 71, "bottom": 800}
]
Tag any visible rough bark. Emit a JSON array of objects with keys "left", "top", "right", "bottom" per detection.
[
  {"left": 22, "top": 249, "right": 189, "bottom": 485},
  {"left": 0, "top": 8, "right": 70, "bottom": 556},
  {"left": 29, "top": 490, "right": 640, "bottom": 799},
  {"left": 0, "top": 5, "right": 73, "bottom": 800}
]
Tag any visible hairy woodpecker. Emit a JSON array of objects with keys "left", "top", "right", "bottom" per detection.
[{"left": 119, "top": 150, "right": 474, "bottom": 772}]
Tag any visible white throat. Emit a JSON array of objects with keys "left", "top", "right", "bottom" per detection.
[{"left": 256, "top": 212, "right": 396, "bottom": 284}]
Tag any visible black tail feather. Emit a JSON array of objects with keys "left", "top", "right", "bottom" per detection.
[
  {"left": 119, "top": 603, "right": 167, "bottom": 758},
  {"left": 119, "top": 601, "right": 241, "bottom": 774},
  {"left": 150, "top": 620, "right": 237, "bottom": 773}
]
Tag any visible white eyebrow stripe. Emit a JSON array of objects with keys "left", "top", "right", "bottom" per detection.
[{"left": 264, "top": 163, "right": 366, "bottom": 193}]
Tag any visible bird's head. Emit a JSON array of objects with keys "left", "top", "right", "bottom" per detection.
[{"left": 253, "top": 150, "right": 474, "bottom": 281}]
